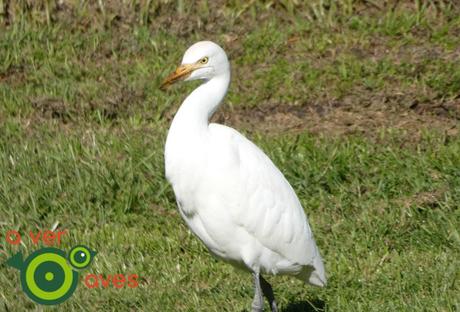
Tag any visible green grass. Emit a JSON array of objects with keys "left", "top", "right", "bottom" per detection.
[{"left": 1, "top": 1, "right": 459, "bottom": 311}]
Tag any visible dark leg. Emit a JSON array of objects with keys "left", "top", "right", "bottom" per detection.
[{"left": 260, "top": 275, "right": 278, "bottom": 312}]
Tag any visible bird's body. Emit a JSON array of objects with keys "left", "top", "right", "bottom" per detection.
[{"left": 163, "top": 41, "right": 326, "bottom": 311}]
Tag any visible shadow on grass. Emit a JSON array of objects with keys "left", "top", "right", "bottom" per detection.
[{"left": 282, "top": 299, "right": 325, "bottom": 312}]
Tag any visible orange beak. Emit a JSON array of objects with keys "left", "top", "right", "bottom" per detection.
[{"left": 160, "top": 64, "right": 200, "bottom": 91}]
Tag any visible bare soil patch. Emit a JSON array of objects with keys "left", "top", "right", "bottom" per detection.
[{"left": 213, "top": 98, "right": 459, "bottom": 141}]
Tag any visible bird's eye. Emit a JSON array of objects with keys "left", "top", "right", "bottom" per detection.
[{"left": 199, "top": 57, "right": 209, "bottom": 64}]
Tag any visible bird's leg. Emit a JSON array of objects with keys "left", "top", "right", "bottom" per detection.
[
  {"left": 252, "top": 272, "right": 264, "bottom": 312},
  {"left": 260, "top": 275, "right": 278, "bottom": 312}
]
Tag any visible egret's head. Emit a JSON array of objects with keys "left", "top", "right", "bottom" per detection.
[{"left": 161, "top": 41, "right": 229, "bottom": 90}]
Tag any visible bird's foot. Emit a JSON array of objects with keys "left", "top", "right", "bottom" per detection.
[
  {"left": 251, "top": 302, "right": 264, "bottom": 312},
  {"left": 269, "top": 300, "right": 278, "bottom": 312},
  {"left": 252, "top": 301, "right": 277, "bottom": 312}
]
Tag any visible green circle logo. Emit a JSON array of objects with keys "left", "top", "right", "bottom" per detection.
[
  {"left": 5, "top": 245, "right": 96, "bottom": 305},
  {"left": 20, "top": 248, "right": 78, "bottom": 305},
  {"left": 68, "top": 245, "right": 95, "bottom": 269}
]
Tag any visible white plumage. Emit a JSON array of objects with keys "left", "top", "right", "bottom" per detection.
[{"left": 162, "top": 41, "right": 326, "bottom": 311}]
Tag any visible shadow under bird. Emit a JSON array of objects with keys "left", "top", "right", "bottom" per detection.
[{"left": 161, "top": 41, "right": 326, "bottom": 312}]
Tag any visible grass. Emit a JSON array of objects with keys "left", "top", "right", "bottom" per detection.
[{"left": 0, "top": 1, "right": 459, "bottom": 311}]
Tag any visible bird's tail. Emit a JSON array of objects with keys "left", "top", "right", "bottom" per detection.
[
  {"left": 308, "top": 254, "right": 327, "bottom": 287},
  {"left": 296, "top": 254, "right": 326, "bottom": 287}
]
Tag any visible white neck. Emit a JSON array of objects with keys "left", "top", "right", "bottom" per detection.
[{"left": 169, "top": 72, "right": 230, "bottom": 135}]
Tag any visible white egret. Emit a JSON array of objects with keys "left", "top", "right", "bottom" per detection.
[{"left": 162, "top": 41, "right": 326, "bottom": 312}]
